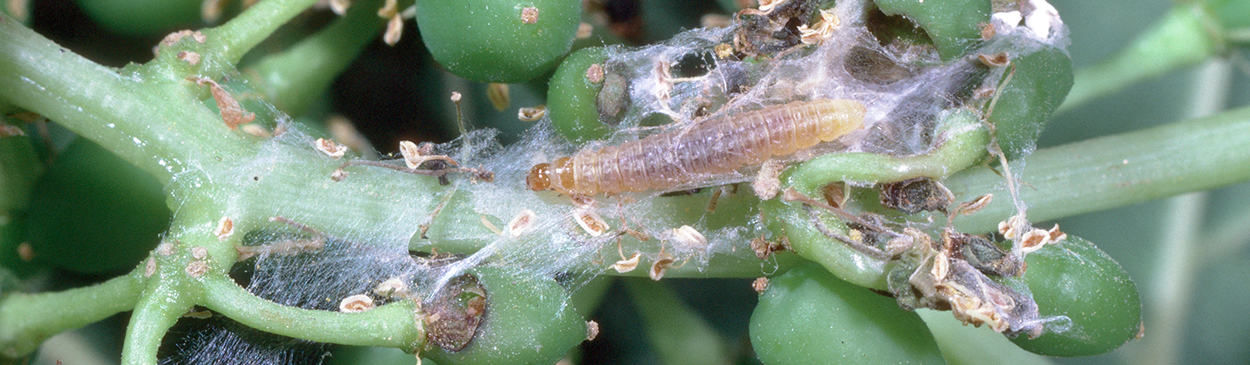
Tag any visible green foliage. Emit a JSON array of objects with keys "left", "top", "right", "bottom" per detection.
[
  {"left": 23, "top": 138, "right": 170, "bottom": 274},
  {"left": 751, "top": 262, "right": 945, "bottom": 365},
  {"left": 74, "top": 0, "right": 203, "bottom": 37},
  {"left": 874, "top": 0, "right": 991, "bottom": 61},
  {"left": 415, "top": 0, "right": 581, "bottom": 83},
  {"left": 0, "top": 134, "right": 36, "bottom": 214}
]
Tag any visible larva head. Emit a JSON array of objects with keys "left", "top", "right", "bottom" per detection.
[
  {"left": 526, "top": 163, "right": 552, "bottom": 191},
  {"left": 817, "top": 100, "right": 867, "bottom": 141}
]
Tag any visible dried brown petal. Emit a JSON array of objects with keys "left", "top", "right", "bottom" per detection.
[
  {"left": 339, "top": 294, "right": 375, "bottom": 312},
  {"left": 315, "top": 138, "right": 348, "bottom": 158},
  {"left": 1046, "top": 224, "right": 1067, "bottom": 243},
  {"left": 329, "top": 0, "right": 350, "bottom": 15},
  {"left": 1019, "top": 229, "right": 1049, "bottom": 254},
  {"left": 374, "top": 277, "right": 410, "bottom": 298},
  {"left": 504, "top": 209, "right": 537, "bottom": 237},
  {"left": 958, "top": 194, "right": 993, "bottom": 216},
  {"left": 669, "top": 225, "right": 707, "bottom": 251},
  {"left": 383, "top": 15, "right": 403, "bottom": 46},
  {"left": 487, "top": 83, "right": 511, "bottom": 111},
  {"left": 399, "top": 140, "right": 423, "bottom": 169},
  {"left": 613, "top": 252, "right": 642, "bottom": 273},
  {"left": 517, "top": 105, "right": 547, "bottom": 121},
  {"left": 750, "top": 236, "right": 788, "bottom": 260},
  {"left": 575, "top": 208, "right": 609, "bottom": 237},
  {"left": 649, "top": 255, "right": 675, "bottom": 281},
  {"left": 190, "top": 77, "right": 255, "bottom": 130}
]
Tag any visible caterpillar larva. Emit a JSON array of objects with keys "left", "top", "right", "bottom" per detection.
[{"left": 527, "top": 99, "right": 866, "bottom": 196}]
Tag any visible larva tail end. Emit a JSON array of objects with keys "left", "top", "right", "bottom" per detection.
[{"left": 527, "top": 163, "right": 552, "bottom": 191}]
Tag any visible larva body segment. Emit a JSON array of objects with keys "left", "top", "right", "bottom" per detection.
[{"left": 527, "top": 99, "right": 866, "bottom": 195}]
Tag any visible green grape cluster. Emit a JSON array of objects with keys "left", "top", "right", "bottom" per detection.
[{"left": 0, "top": 0, "right": 1170, "bottom": 364}]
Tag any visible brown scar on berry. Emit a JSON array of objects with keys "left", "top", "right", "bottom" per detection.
[
  {"left": 425, "top": 274, "right": 487, "bottom": 351},
  {"left": 586, "top": 63, "right": 605, "bottom": 84},
  {"left": 520, "top": 6, "right": 539, "bottom": 24}
]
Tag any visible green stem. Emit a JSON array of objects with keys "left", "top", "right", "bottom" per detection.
[
  {"left": 947, "top": 105, "right": 1250, "bottom": 233},
  {"left": 245, "top": 0, "right": 388, "bottom": 115},
  {"left": 1058, "top": 3, "right": 1218, "bottom": 112},
  {"left": 199, "top": 274, "right": 424, "bottom": 350},
  {"left": 204, "top": 0, "right": 325, "bottom": 65},
  {"left": 0, "top": 267, "right": 148, "bottom": 358},
  {"left": 0, "top": 11, "right": 253, "bottom": 185},
  {"left": 121, "top": 278, "right": 195, "bottom": 365},
  {"left": 784, "top": 110, "right": 991, "bottom": 196},
  {"left": 1136, "top": 54, "right": 1231, "bottom": 365}
]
